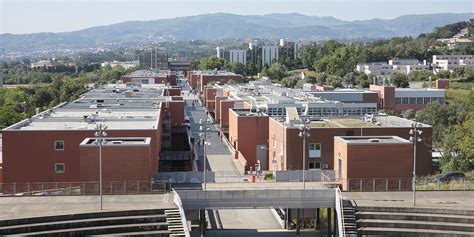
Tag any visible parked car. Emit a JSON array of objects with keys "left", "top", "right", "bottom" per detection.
[{"left": 433, "top": 172, "right": 465, "bottom": 182}]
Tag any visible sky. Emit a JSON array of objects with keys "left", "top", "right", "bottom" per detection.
[{"left": 1, "top": 0, "right": 473, "bottom": 34}]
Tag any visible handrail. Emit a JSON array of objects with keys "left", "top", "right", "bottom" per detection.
[
  {"left": 335, "top": 187, "right": 345, "bottom": 237},
  {"left": 172, "top": 189, "right": 191, "bottom": 237}
]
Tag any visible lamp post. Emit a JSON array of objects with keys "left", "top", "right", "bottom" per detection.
[
  {"left": 199, "top": 118, "right": 211, "bottom": 191},
  {"left": 94, "top": 123, "right": 107, "bottom": 210},
  {"left": 298, "top": 118, "right": 310, "bottom": 189},
  {"left": 409, "top": 121, "right": 423, "bottom": 206}
]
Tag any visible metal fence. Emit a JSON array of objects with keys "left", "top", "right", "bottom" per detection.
[
  {"left": 275, "top": 170, "right": 336, "bottom": 182},
  {"left": 341, "top": 178, "right": 474, "bottom": 192},
  {"left": 0, "top": 181, "right": 168, "bottom": 197},
  {"left": 154, "top": 171, "right": 215, "bottom": 184}
]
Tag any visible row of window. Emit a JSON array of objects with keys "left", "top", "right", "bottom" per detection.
[
  {"left": 307, "top": 107, "right": 377, "bottom": 116},
  {"left": 394, "top": 97, "right": 444, "bottom": 105}
]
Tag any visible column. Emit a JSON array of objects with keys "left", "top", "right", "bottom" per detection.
[
  {"left": 296, "top": 208, "right": 301, "bottom": 235},
  {"left": 315, "top": 208, "right": 320, "bottom": 230},
  {"left": 327, "top": 208, "right": 331, "bottom": 237}
]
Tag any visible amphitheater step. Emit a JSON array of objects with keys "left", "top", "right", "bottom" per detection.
[
  {"left": 92, "top": 230, "right": 171, "bottom": 236},
  {"left": 0, "top": 214, "right": 168, "bottom": 235},
  {"left": 356, "top": 206, "right": 474, "bottom": 216},
  {"left": 356, "top": 211, "right": 474, "bottom": 224},
  {"left": 0, "top": 209, "right": 167, "bottom": 227},
  {"left": 357, "top": 219, "right": 474, "bottom": 232},
  {"left": 358, "top": 227, "right": 474, "bottom": 237},
  {"left": 19, "top": 222, "right": 170, "bottom": 236}
]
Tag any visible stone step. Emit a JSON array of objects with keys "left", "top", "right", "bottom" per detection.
[
  {"left": 19, "top": 222, "right": 170, "bottom": 236},
  {"left": 0, "top": 209, "right": 167, "bottom": 227},
  {"left": 358, "top": 227, "right": 474, "bottom": 237},
  {"left": 356, "top": 211, "right": 474, "bottom": 224},
  {"left": 357, "top": 219, "right": 474, "bottom": 232},
  {"left": 0, "top": 214, "right": 168, "bottom": 235},
  {"left": 92, "top": 230, "right": 171, "bottom": 236},
  {"left": 356, "top": 206, "right": 474, "bottom": 216}
]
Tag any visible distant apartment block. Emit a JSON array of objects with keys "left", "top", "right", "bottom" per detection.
[
  {"left": 356, "top": 59, "right": 429, "bottom": 77},
  {"left": 229, "top": 50, "right": 247, "bottom": 65},
  {"left": 261, "top": 46, "right": 279, "bottom": 66},
  {"left": 432, "top": 55, "right": 474, "bottom": 73},
  {"left": 138, "top": 48, "right": 169, "bottom": 70},
  {"left": 30, "top": 60, "right": 53, "bottom": 69},
  {"left": 101, "top": 60, "right": 139, "bottom": 69},
  {"left": 186, "top": 70, "right": 244, "bottom": 91}
]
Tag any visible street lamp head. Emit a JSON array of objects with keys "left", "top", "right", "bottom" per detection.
[
  {"left": 94, "top": 131, "right": 99, "bottom": 137},
  {"left": 298, "top": 132, "right": 303, "bottom": 137},
  {"left": 417, "top": 138, "right": 422, "bottom": 143},
  {"left": 409, "top": 137, "right": 414, "bottom": 142},
  {"left": 102, "top": 132, "right": 107, "bottom": 137},
  {"left": 418, "top": 130, "right": 423, "bottom": 135}
]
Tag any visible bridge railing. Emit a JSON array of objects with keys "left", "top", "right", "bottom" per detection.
[
  {"left": 172, "top": 189, "right": 191, "bottom": 237},
  {"left": 0, "top": 180, "right": 169, "bottom": 196},
  {"left": 335, "top": 188, "right": 345, "bottom": 237}
]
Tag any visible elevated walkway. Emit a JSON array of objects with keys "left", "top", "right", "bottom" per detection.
[{"left": 176, "top": 189, "right": 336, "bottom": 210}]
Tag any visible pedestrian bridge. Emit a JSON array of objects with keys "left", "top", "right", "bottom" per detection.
[{"left": 175, "top": 188, "right": 336, "bottom": 210}]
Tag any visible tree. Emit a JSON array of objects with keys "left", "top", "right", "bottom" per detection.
[
  {"left": 440, "top": 117, "right": 474, "bottom": 172},
  {"left": 199, "top": 56, "right": 226, "bottom": 70},
  {"left": 355, "top": 73, "right": 370, "bottom": 88},
  {"left": 402, "top": 109, "right": 416, "bottom": 119},
  {"left": 0, "top": 106, "right": 26, "bottom": 128},
  {"left": 326, "top": 75, "right": 343, "bottom": 88},
  {"left": 262, "top": 63, "right": 288, "bottom": 81},
  {"left": 391, "top": 73, "right": 409, "bottom": 88},
  {"left": 280, "top": 77, "right": 298, "bottom": 88},
  {"left": 224, "top": 62, "right": 246, "bottom": 76}
]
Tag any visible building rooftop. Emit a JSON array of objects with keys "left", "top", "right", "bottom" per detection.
[
  {"left": 335, "top": 136, "right": 411, "bottom": 144},
  {"left": 80, "top": 137, "right": 152, "bottom": 146},
  {"left": 281, "top": 114, "right": 430, "bottom": 129},
  {"left": 3, "top": 84, "right": 174, "bottom": 131},
  {"left": 125, "top": 70, "right": 170, "bottom": 78}
]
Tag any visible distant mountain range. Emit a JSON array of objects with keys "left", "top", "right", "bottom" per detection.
[{"left": 1, "top": 13, "right": 473, "bottom": 53}]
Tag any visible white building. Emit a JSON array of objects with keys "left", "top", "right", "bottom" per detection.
[
  {"left": 261, "top": 46, "right": 279, "bottom": 66},
  {"left": 229, "top": 50, "right": 247, "bottom": 65},
  {"left": 432, "top": 55, "right": 474, "bottom": 73},
  {"left": 216, "top": 47, "right": 225, "bottom": 59},
  {"left": 101, "top": 61, "right": 139, "bottom": 69},
  {"left": 356, "top": 59, "right": 428, "bottom": 77},
  {"left": 294, "top": 41, "right": 304, "bottom": 60}
]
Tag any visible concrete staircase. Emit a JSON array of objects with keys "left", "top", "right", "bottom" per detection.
[
  {"left": 0, "top": 208, "right": 185, "bottom": 236},
  {"left": 355, "top": 206, "right": 474, "bottom": 237},
  {"left": 342, "top": 200, "right": 357, "bottom": 237}
]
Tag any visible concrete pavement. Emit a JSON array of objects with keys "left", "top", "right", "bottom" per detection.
[
  {"left": 343, "top": 191, "right": 474, "bottom": 210},
  {"left": 0, "top": 194, "right": 175, "bottom": 220}
]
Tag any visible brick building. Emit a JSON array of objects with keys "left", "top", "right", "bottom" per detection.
[
  {"left": 1, "top": 84, "right": 186, "bottom": 183},
  {"left": 333, "top": 136, "right": 414, "bottom": 191},
  {"left": 122, "top": 70, "right": 177, "bottom": 86},
  {"left": 267, "top": 114, "right": 432, "bottom": 176},
  {"left": 369, "top": 85, "right": 445, "bottom": 111}
]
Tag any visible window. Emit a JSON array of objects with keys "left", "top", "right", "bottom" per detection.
[
  {"left": 424, "top": 97, "right": 431, "bottom": 104},
  {"left": 416, "top": 97, "right": 423, "bottom": 104},
  {"left": 309, "top": 162, "right": 321, "bottom": 170},
  {"left": 395, "top": 98, "right": 401, "bottom": 104},
  {"left": 309, "top": 143, "right": 321, "bottom": 158},
  {"left": 409, "top": 97, "right": 416, "bottom": 104},
  {"left": 54, "top": 141, "right": 64, "bottom": 151},
  {"left": 55, "top": 163, "right": 65, "bottom": 173},
  {"left": 402, "top": 97, "right": 409, "bottom": 104}
]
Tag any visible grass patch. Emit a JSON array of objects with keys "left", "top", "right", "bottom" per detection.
[{"left": 446, "top": 89, "right": 472, "bottom": 104}]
